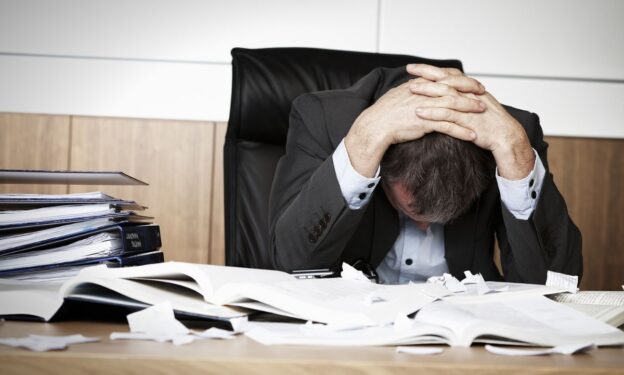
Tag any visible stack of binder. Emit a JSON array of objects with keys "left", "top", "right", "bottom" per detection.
[{"left": 0, "top": 170, "right": 164, "bottom": 282}]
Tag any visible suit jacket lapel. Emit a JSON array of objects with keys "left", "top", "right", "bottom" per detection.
[
  {"left": 444, "top": 201, "right": 479, "bottom": 279},
  {"left": 370, "top": 188, "right": 399, "bottom": 268}
]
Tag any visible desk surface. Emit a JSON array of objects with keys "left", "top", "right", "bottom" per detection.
[{"left": 1, "top": 320, "right": 623, "bottom": 375}]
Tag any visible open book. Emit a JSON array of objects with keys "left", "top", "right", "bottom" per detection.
[
  {"left": 549, "top": 291, "right": 624, "bottom": 327},
  {"left": 0, "top": 261, "right": 454, "bottom": 326},
  {"left": 246, "top": 296, "right": 624, "bottom": 347}
]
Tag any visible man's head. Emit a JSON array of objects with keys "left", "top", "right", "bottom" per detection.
[{"left": 380, "top": 133, "right": 495, "bottom": 224}]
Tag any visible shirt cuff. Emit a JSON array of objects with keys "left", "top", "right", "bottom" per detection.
[
  {"left": 495, "top": 149, "right": 546, "bottom": 220},
  {"left": 332, "top": 139, "right": 381, "bottom": 210}
]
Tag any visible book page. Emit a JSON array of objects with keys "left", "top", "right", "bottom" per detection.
[
  {"left": 0, "top": 281, "right": 63, "bottom": 320},
  {"left": 60, "top": 276, "right": 244, "bottom": 320},
  {"left": 550, "top": 291, "right": 624, "bottom": 306},
  {"left": 415, "top": 296, "right": 624, "bottom": 347},
  {"left": 215, "top": 278, "right": 444, "bottom": 326},
  {"left": 76, "top": 262, "right": 294, "bottom": 302},
  {"left": 563, "top": 303, "right": 624, "bottom": 327}
]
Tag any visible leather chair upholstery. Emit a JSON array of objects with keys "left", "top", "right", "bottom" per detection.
[{"left": 224, "top": 47, "right": 463, "bottom": 268}]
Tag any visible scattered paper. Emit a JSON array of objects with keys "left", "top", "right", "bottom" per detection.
[
  {"left": 485, "top": 343, "right": 595, "bottom": 356},
  {"left": 229, "top": 316, "right": 249, "bottom": 333},
  {"left": 396, "top": 346, "right": 444, "bottom": 355},
  {"left": 461, "top": 271, "right": 482, "bottom": 285},
  {"left": 0, "top": 334, "right": 98, "bottom": 352},
  {"left": 445, "top": 276, "right": 467, "bottom": 293},
  {"left": 300, "top": 320, "right": 367, "bottom": 333},
  {"left": 340, "top": 262, "right": 372, "bottom": 283},
  {"left": 110, "top": 302, "right": 238, "bottom": 346},
  {"left": 427, "top": 273, "right": 468, "bottom": 293},
  {"left": 126, "top": 301, "right": 189, "bottom": 337},
  {"left": 194, "top": 328, "right": 237, "bottom": 340},
  {"left": 393, "top": 313, "right": 414, "bottom": 332},
  {"left": 546, "top": 271, "right": 578, "bottom": 294}
]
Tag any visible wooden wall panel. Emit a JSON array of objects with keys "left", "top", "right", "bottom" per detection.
[
  {"left": 69, "top": 116, "right": 215, "bottom": 264},
  {"left": 1, "top": 112, "right": 621, "bottom": 290},
  {"left": 546, "top": 136, "right": 624, "bottom": 291},
  {"left": 209, "top": 122, "right": 228, "bottom": 265},
  {"left": 0, "top": 113, "right": 70, "bottom": 194}
]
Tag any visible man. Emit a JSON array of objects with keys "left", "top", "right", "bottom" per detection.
[{"left": 268, "top": 63, "right": 581, "bottom": 284}]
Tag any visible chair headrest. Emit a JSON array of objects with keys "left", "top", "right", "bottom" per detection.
[{"left": 227, "top": 47, "right": 463, "bottom": 145}]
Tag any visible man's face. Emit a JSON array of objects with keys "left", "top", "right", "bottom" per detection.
[{"left": 382, "top": 180, "right": 431, "bottom": 230}]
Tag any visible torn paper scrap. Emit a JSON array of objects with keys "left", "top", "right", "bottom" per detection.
[
  {"left": 0, "top": 334, "right": 99, "bottom": 352},
  {"left": 127, "top": 301, "right": 189, "bottom": 337},
  {"left": 461, "top": 271, "right": 484, "bottom": 285},
  {"left": 111, "top": 302, "right": 240, "bottom": 345},
  {"left": 485, "top": 343, "right": 595, "bottom": 356},
  {"left": 427, "top": 273, "right": 466, "bottom": 293},
  {"left": 111, "top": 302, "right": 192, "bottom": 345},
  {"left": 340, "top": 262, "right": 372, "bottom": 283},
  {"left": 396, "top": 346, "right": 444, "bottom": 355},
  {"left": 546, "top": 271, "right": 578, "bottom": 294},
  {"left": 229, "top": 316, "right": 249, "bottom": 333},
  {"left": 193, "top": 328, "right": 236, "bottom": 340},
  {"left": 445, "top": 276, "right": 467, "bottom": 293}
]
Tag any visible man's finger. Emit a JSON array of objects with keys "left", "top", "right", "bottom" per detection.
[
  {"left": 407, "top": 64, "right": 465, "bottom": 80},
  {"left": 415, "top": 107, "right": 476, "bottom": 131},
  {"left": 417, "top": 117, "right": 476, "bottom": 142},
  {"left": 409, "top": 81, "right": 459, "bottom": 97},
  {"left": 423, "top": 96, "right": 485, "bottom": 113},
  {"left": 438, "top": 75, "right": 485, "bottom": 94},
  {"left": 406, "top": 64, "right": 449, "bottom": 81}
]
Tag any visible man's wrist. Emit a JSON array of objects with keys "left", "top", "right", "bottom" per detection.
[
  {"left": 344, "top": 114, "right": 389, "bottom": 178},
  {"left": 492, "top": 137, "right": 535, "bottom": 180}
]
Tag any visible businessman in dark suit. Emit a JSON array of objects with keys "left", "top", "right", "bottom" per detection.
[{"left": 268, "top": 64, "right": 582, "bottom": 284}]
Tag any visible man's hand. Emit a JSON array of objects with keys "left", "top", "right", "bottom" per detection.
[
  {"left": 344, "top": 66, "right": 486, "bottom": 178},
  {"left": 409, "top": 65, "right": 535, "bottom": 180}
]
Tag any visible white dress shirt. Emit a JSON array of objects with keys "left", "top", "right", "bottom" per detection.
[{"left": 332, "top": 139, "right": 546, "bottom": 284}]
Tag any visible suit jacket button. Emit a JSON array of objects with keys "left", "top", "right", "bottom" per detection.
[
  {"left": 324, "top": 213, "right": 331, "bottom": 222},
  {"left": 308, "top": 234, "right": 317, "bottom": 243}
]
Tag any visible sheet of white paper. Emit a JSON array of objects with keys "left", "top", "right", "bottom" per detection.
[
  {"left": 0, "top": 334, "right": 98, "bottom": 352},
  {"left": 229, "top": 316, "right": 249, "bottom": 333},
  {"left": 461, "top": 271, "right": 482, "bottom": 285},
  {"left": 396, "top": 346, "right": 444, "bottom": 355},
  {"left": 340, "top": 262, "right": 371, "bottom": 283},
  {"left": 112, "top": 303, "right": 240, "bottom": 345},
  {"left": 445, "top": 276, "right": 467, "bottom": 293},
  {"left": 485, "top": 343, "right": 595, "bottom": 356},
  {"left": 126, "top": 301, "right": 189, "bottom": 336},
  {"left": 192, "top": 328, "right": 236, "bottom": 340},
  {"left": 546, "top": 270, "right": 578, "bottom": 294}
]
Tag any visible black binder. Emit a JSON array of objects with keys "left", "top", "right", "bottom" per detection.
[{"left": 0, "top": 224, "right": 162, "bottom": 276}]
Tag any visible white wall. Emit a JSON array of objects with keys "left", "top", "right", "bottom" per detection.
[{"left": 0, "top": 0, "right": 622, "bottom": 138}]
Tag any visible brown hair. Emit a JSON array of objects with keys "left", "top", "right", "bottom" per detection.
[{"left": 380, "top": 133, "right": 495, "bottom": 223}]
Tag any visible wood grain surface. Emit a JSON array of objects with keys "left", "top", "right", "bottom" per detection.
[
  {"left": 0, "top": 113, "right": 70, "bottom": 194},
  {"left": 1, "top": 321, "right": 623, "bottom": 375},
  {"left": 68, "top": 116, "right": 215, "bottom": 264},
  {"left": 546, "top": 136, "right": 624, "bottom": 291}
]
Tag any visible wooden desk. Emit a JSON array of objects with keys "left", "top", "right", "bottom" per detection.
[{"left": 1, "top": 321, "right": 623, "bottom": 375}]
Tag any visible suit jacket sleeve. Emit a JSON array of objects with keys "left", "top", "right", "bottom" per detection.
[
  {"left": 496, "top": 110, "right": 583, "bottom": 283},
  {"left": 268, "top": 93, "right": 369, "bottom": 272}
]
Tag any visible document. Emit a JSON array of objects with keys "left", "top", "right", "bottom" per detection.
[{"left": 245, "top": 296, "right": 624, "bottom": 347}]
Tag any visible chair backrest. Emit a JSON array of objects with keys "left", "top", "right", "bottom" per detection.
[{"left": 224, "top": 47, "right": 463, "bottom": 268}]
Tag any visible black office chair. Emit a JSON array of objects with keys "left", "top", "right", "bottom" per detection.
[{"left": 224, "top": 47, "right": 463, "bottom": 269}]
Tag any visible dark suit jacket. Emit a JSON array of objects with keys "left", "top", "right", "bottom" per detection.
[{"left": 268, "top": 66, "right": 582, "bottom": 283}]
